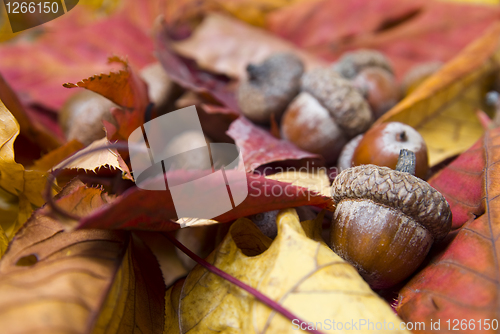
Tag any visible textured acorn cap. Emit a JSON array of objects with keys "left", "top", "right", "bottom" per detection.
[
  {"left": 301, "top": 68, "right": 372, "bottom": 137},
  {"left": 333, "top": 49, "right": 393, "bottom": 79},
  {"left": 331, "top": 165, "right": 452, "bottom": 240},
  {"left": 237, "top": 52, "right": 304, "bottom": 123}
]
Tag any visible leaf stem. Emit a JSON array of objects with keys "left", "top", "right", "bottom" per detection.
[{"left": 163, "top": 231, "right": 327, "bottom": 334}]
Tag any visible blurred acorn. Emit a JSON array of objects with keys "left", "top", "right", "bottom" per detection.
[
  {"left": 301, "top": 67, "right": 373, "bottom": 138},
  {"left": 352, "top": 66, "right": 401, "bottom": 119},
  {"left": 281, "top": 92, "right": 347, "bottom": 164},
  {"left": 139, "top": 62, "right": 179, "bottom": 112},
  {"left": 237, "top": 53, "right": 304, "bottom": 123},
  {"left": 333, "top": 49, "right": 393, "bottom": 79},
  {"left": 337, "top": 134, "right": 363, "bottom": 171},
  {"left": 249, "top": 206, "right": 317, "bottom": 239},
  {"left": 402, "top": 61, "right": 442, "bottom": 96},
  {"left": 59, "top": 90, "right": 117, "bottom": 146}
]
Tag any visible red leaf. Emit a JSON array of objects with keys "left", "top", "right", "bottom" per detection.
[
  {"left": 396, "top": 128, "right": 500, "bottom": 331},
  {"left": 0, "top": 0, "right": 160, "bottom": 111},
  {"left": 428, "top": 135, "right": 486, "bottom": 230},
  {"left": 227, "top": 117, "right": 322, "bottom": 172},
  {"left": 76, "top": 171, "right": 333, "bottom": 232},
  {"left": 267, "top": 0, "right": 500, "bottom": 80}
]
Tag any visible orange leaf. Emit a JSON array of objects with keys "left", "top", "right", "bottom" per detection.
[{"left": 63, "top": 57, "right": 150, "bottom": 141}]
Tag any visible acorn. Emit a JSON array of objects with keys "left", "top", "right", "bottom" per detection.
[
  {"left": 337, "top": 134, "right": 363, "bottom": 171},
  {"left": 330, "top": 151, "right": 452, "bottom": 288},
  {"left": 333, "top": 49, "right": 393, "bottom": 79},
  {"left": 59, "top": 90, "right": 117, "bottom": 146},
  {"left": 249, "top": 206, "right": 317, "bottom": 239},
  {"left": 237, "top": 53, "right": 304, "bottom": 123},
  {"left": 352, "top": 66, "right": 401, "bottom": 119},
  {"left": 139, "top": 62, "right": 177, "bottom": 112},
  {"left": 281, "top": 92, "right": 348, "bottom": 164},
  {"left": 401, "top": 61, "right": 442, "bottom": 96},
  {"left": 301, "top": 67, "right": 373, "bottom": 138},
  {"left": 351, "top": 122, "right": 429, "bottom": 179}
]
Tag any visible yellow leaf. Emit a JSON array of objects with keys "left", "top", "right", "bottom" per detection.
[
  {"left": 265, "top": 169, "right": 331, "bottom": 197},
  {"left": 375, "top": 22, "right": 500, "bottom": 166},
  {"left": 0, "top": 99, "right": 51, "bottom": 239},
  {"left": 31, "top": 139, "right": 85, "bottom": 172},
  {"left": 0, "top": 225, "right": 7, "bottom": 258},
  {"left": 165, "top": 208, "right": 409, "bottom": 333},
  {"left": 0, "top": 180, "right": 165, "bottom": 333},
  {"left": 212, "top": 0, "right": 310, "bottom": 27}
]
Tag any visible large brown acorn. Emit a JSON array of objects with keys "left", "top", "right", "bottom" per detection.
[{"left": 330, "top": 151, "right": 452, "bottom": 289}]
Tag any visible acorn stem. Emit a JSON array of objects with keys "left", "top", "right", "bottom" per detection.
[{"left": 395, "top": 149, "right": 416, "bottom": 175}]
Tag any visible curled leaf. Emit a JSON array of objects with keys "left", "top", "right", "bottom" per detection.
[
  {"left": 53, "top": 137, "right": 132, "bottom": 180},
  {"left": 0, "top": 99, "right": 53, "bottom": 239},
  {"left": 63, "top": 57, "right": 150, "bottom": 141}
]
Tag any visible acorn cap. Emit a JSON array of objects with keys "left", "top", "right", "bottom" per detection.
[
  {"left": 302, "top": 68, "right": 372, "bottom": 137},
  {"left": 331, "top": 165, "right": 452, "bottom": 240},
  {"left": 333, "top": 49, "right": 393, "bottom": 79},
  {"left": 237, "top": 52, "right": 304, "bottom": 123}
]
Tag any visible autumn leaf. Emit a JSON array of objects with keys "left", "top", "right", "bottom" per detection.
[
  {"left": 227, "top": 117, "right": 322, "bottom": 172},
  {"left": 267, "top": 0, "right": 500, "bottom": 80},
  {"left": 266, "top": 169, "right": 331, "bottom": 197},
  {"left": 74, "top": 171, "right": 333, "bottom": 232},
  {"left": 171, "top": 13, "right": 326, "bottom": 80},
  {"left": 155, "top": 26, "right": 241, "bottom": 113},
  {"left": 31, "top": 139, "right": 85, "bottom": 172},
  {"left": 428, "top": 132, "right": 488, "bottom": 230},
  {"left": 373, "top": 22, "right": 500, "bottom": 166},
  {"left": 52, "top": 137, "right": 132, "bottom": 179},
  {"left": 165, "top": 208, "right": 409, "bottom": 334},
  {"left": 396, "top": 128, "right": 500, "bottom": 332},
  {"left": 63, "top": 57, "right": 150, "bottom": 141},
  {"left": 0, "top": 226, "right": 7, "bottom": 258},
  {"left": 0, "top": 99, "right": 53, "bottom": 239},
  {"left": 0, "top": 0, "right": 159, "bottom": 111},
  {"left": 0, "top": 180, "right": 165, "bottom": 333},
  {"left": 0, "top": 73, "right": 62, "bottom": 151}
]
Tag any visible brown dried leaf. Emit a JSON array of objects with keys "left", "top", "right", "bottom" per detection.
[
  {"left": 0, "top": 180, "right": 165, "bottom": 333},
  {"left": 53, "top": 137, "right": 132, "bottom": 180}
]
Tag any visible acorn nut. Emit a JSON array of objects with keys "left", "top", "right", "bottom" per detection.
[
  {"left": 60, "top": 90, "right": 118, "bottom": 146},
  {"left": 352, "top": 66, "right": 400, "bottom": 119},
  {"left": 333, "top": 49, "right": 393, "bottom": 79},
  {"left": 281, "top": 92, "right": 348, "bottom": 164},
  {"left": 329, "top": 163, "right": 452, "bottom": 289},
  {"left": 352, "top": 122, "right": 429, "bottom": 179},
  {"left": 301, "top": 67, "right": 373, "bottom": 137},
  {"left": 237, "top": 53, "right": 304, "bottom": 123}
]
